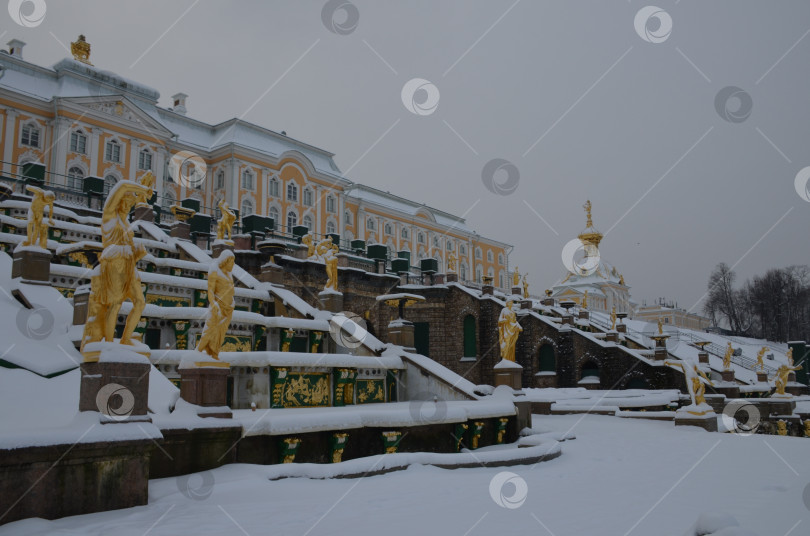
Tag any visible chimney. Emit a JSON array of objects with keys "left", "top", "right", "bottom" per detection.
[
  {"left": 7, "top": 39, "right": 25, "bottom": 59},
  {"left": 171, "top": 92, "right": 188, "bottom": 115}
]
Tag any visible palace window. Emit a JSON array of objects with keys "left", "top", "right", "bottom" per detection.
[
  {"left": 433, "top": 236, "right": 439, "bottom": 247},
  {"left": 475, "top": 265, "right": 483, "bottom": 283},
  {"left": 162, "top": 191, "right": 175, "bottom": 209},
  {"left": 269, "top": 177, "right": 279, "bottom": 197},
  {"left": 303, "top": 214, "right": 313, "bottom": 230},
  {"left": 67, "top": 166, "right": 84, "bottom": 190},
  {"left": 241, "top": 199, "right": 253, "bottom": 217},
  {"left": 69, "top": 130, "right": 87, "bottom": 154},
  {"left": 242, "top": 169, "right": 254, "bottom": 191},
  {"left": 105, "top": 140, "right": 121, "bottom": 163},
  {"left": 460, "top": 245, "right": 466, "bottom": 256},
  {"left": 216, "top": 170, "right": 225, "bottom": 190},
  {"left": 103, "top": 175, "right": 118, "bottom": 195},
  {"left": 21, "top": 123, "right": 40, "bottom": 147},
  {"left": 446, "top": 240, "right": 453, "bottom": 251},
  {"left": 487, "top": 250, "right": 494, "bottom": 262},
  {"left": 417, "top": 232, "right": 425, "bottom": 244},
  {"left": 303, "top": 188, "right": 313, "bottom": 207},
  {"left": 498, "top": 253, "right": 504, "bottom": 265},
  {"left": 326, "top": 195, "right": 336, "bottom": 213},
  {"left": 460, "top": 263, "right": 467, "bottom": 280},
  {"left": 401, "top": 227, "right": 409, "bottom": 239},
  {"left": 287, "top": 183, "right": 298, "bottom": 202},
  {"left": 138, "top": 149, "right": 152, "bottom": 171},
  {"left": 344, "top": 211, "right": 352, "bottom": 225},
  {"left": 499, "top": 272, "right": 504, "bottom": 288},
  {"left": 326, "top": 220, "right": 336, "bottom": 234},
  {"left": 384, "top": 223, "right": 393, "bottom": 235},
  {"left": 287, "top": 211, "right": 297, "bottom": 230},
  {"left": 269, "top": 206, "right": 280, "bottom": 225},
  {"left": 367, "top": 218, "right": 375, "bottom": 231}
]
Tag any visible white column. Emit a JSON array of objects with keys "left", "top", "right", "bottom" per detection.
[
  {"left": 2, "top": 109, "right": 17, "bottom": 175},
  {"left": 51, "top": 117, "right": 71, "bottom": 185},
  {"left": 338, "top": 192, "right": 345, "bottom": 237},
  {"left": 128, "top": 140, "right": 138, "bottom": 180},
  {"left": 227, "top": 158, "right": 237, "bottom": 207},
  {"left": 89, "top": 130, "right": 100, "bottom": 176},
  {"left": 154, "top": 147, "right": 167, "bottom": 199}
]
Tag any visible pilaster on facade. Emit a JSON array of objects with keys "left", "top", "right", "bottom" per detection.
[
  {"left": 89, "top": 130, "right": 100, "bottom": 175},
  {"left": 2, "top": 109, "right": 18, "bottom": 175}
]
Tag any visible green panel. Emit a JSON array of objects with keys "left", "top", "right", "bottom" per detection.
[
  {"left": 276, "top": 371, "right": 331, "bottom": 407},
  {"left": 539, "top": 344, "right": 556, "bottom": 372},
  {"left": 146, "top": 294, "right": 191, "bottom": 308},
  {"left": 356, "top": 379, "right": 385, "bottom": 404},
  {"left": 194, "top": 333, "right": 253, "bottom": 353},
  {"left": 194, "top": 289, "right": 208, "bottom": 308},
  {"left": 414, "top": 322, "right": 430, "bottom": 357},
  {"left": 463, "top": 315, "right": 476, "bottom": 357}
]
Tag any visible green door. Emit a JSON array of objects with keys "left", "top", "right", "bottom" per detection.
[
  {"left": 463, "top": 315, "right": 476, "bottom": 358},
  {"left": 414, "top": 322, "right": 430, "bottom": 357},
  {"left": 538, "top": 344, "right": 555, "bottom": 372}
]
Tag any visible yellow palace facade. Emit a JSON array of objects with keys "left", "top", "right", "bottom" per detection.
[{"left": 0, "top": 39, "right": 512, "bottom": 288}]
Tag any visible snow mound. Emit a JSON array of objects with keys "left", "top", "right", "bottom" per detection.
[{"left": 683, "top": 512, "right": 759, "bottom": 536}]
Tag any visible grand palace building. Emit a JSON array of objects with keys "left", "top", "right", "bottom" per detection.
[{"left": 0, "top": 39, "right": 512, "bottom": 289}]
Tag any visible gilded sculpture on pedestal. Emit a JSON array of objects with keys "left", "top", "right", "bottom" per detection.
[
  {"left": 498, "top": 300, "right": 523, "bottom": 362},
  {"left": 512, "top": 267, "right": 520, "bottom": 287},
  {"left": 196, "top": 250, "right": 236, "bottom": 361},
  {"left": 522, "top": 274, "right": 529, "bottom": 299},
  {"left": 581, "top": 291, "right": 588, "bottom": 309},
  {"left": 786, "top": 347, "right": 794, "bottom": 367},
  {"left": 657, "top": 317, "right": 664, "bottom": 336},
  {"left": 70, "top": 34, "right": 93, "bottom": 65},
  {"left": 665, "top": 360, "right": 713, "bottom": 413},
  {"left": 756, "top": 346, "right": 767, "bottom": 371},
  {"left": 722, "top": 342, "right": 733, "bottom": 371},
  {"left": 610, "top": 306, "right": 617, "bottom": 331},
  {"left": 316, "top": 236, "right": 339, "bottom": 291},
  {"left": 22, "top": 185, "right": 55, "bottom": 249},
  {"left": 773, "top": 363, "right": 800, "bottom": 396},
  {"left": 302, "top": 233, "right": 316, "bottom": 258},
  {"left": 216, "top": 200, "right": 236, "bottom": 242},
  {"left": 81, "top": 174, "right": 154, "bottom": 355}
]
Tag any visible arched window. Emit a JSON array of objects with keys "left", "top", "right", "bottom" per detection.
[
  {"left": 581, "top": 361, "right": 600, "bottom": 379},
  {"left": 446, "top": 240, "right": 453, "bottom": 251},
  {"left": 384, "top": 223, "right": 392, "bottom": 235},
  {"left": 475, "top": 264, "right": 483, "bottom": 283},
  {"left": 287, "top": 182, "right": 298, "bottom": 202},
  {"left": 216, "top": 170, "right": 225, "bottom": 190},
  {"left": 538, "top": 344, "right": 556, "bottom": 372},
  {"left": 287, "top": 211, "right": 297, "bottom": 230},
  {"left": 241, "top": 199, "right": 253, "bottom": 216},
  {"left": 463, "top": 315, "right": 476, "bottom": 358},
  {"left": 460, "top": 244, "right": 466, "bottom": 256},
  {"left": 487, "top": 267, "right": 494, "bottom": 278},
  {"left": 401, "top": 227, "right": 409, "bottom": 239},
  {"left": 475, "top": 247, "right": 482, "bottom": 260},
  {"left": 367, "top": 218, "right": 375, "bottom": 231},
  {"left": 326, "top": 220, "right": 336, "bottom": 234},
  {"left": 105, "top": 139, "right": 121, "bottom": 162},
  {"left": 499, "top": 271, "right": 504, "bottom": 289},
  {"left": 269, "top": 177, "right": 279, "bottom": 197},
  {"left": 344, "top": 211, "right": 352, "bottom": 225},
  {"left": 103, "top": 174, "right": 118, "bottom": 195},
  {"left": 498, "top": 253, "right": 505, "bottom": 265},
  {"left": 70, "top": 130, "right": 87, "bottom": 154},
  {"left": 433, "top": 236, "right": 439, "bottom": 247},
  {"left": 460, "top": 262, "right": 467, "bottom": 281},
  {"left": 269, "top": 206, "right": 279, "bottom": 226},
  {"left": 303, "top": 214, "right": 313, "bottom": 230},
  {"left": 487, "top": 250, "right": 494, "bottom": 262},
  {"left": 138, "top": 149, "right": 152, "bottom": 171},
  {"left": 326, "top": 195, "right": 335, "bottom": 213},
  {"left": 21, "top": 122, "right": 40, "bottom": 147},
  {"left": 162, "top": 191, "right": 175, "bottom": 209},
  {"left": 303, "top": 188, "right": 313, "bottom": 207},
  {"left": 417, "top": 232, "right": 425, "bottom": 244},
  {"left": 242, "top": 169, "right": 254, "bottom": 190},
  {"left": 67, "top": 166, "right": 84, "bottom": 190}
]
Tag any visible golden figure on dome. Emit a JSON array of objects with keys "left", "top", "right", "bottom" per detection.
[
  {"left": 498, "top": 300, "right": 522, "bottom": 362},
  {"left": 216, "top": 200, "right": 236, "bottom": 242},
  {"left": 70, "top": 35, "right": 93, "bottom": 65},
  {"left": 22, "top": 185, "right": 54, "bottom": 249},
  {"left": 196, "top": 251, "right": 236, "bottom": 361}
]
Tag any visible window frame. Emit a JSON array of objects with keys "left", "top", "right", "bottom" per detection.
[
  {"left": 69, "top": 130, "right": 87, "bottom": 154},
  {"left": 21, "top": 122, "right": 41, "bottom": 148},
  {"left": 104, "top": 139, "right": 121, "bottom": 163}
]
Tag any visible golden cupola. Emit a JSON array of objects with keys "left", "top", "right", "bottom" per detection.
[{"left": 578, "top": 199, "right": 603, "bottom": 248}]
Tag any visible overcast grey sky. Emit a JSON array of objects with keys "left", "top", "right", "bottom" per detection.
[{"left": 7, "top": 0, "right": 810, "bottom": 312}]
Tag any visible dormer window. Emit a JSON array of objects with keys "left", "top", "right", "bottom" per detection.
[
  {"left": 105, "top": 139, "right": 121, "bottom": 163},
  {"left": 21, "top": 123, "right": 40, "bottom": 148},
  {"left": 70, "top": 130, "right": 87, "bottom": 154}
]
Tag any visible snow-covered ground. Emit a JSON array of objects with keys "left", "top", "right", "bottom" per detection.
[{"left": 3, "top": 414, "right": 808, "bottom": 536}]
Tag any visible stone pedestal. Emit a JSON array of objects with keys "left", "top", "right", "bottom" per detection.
[
  {"left": 514, "top": 399, "right": 532, "bottom": 431},
  {"left": 432, "top": 273, "right": 445, "bottom": 285},
  {"left": 131, "top": 204, "right": 154, "bottom": 223},
  {"left": 653, "top": 338, "right": 669, "bottom": 360},
  {"left": 541, "top": 298, "right": 554, "bottom": 307},
  {"left": 319, "top": 291, "right": 344, "bottom": 313},
  {"left": 698, "top": 351, "right": 709, "bottom": 364},
  {"left": 72, "top": 288, "right": 90, "bottom": 325},
  {"left": 511, "top": 286, "right": 522, "bottom": 296},
  {"left": 756, "top": 371, "right": 768, "bottom": 383},
  {"left": 170, "top": 221, "right": 190, "bottom": 240},
  {"left": 713, "top": 383, "right": 740, "bottom": 399},
  {"left": 212, "top": 241, "right": 235, "bottom": 259},
  {"left": 259, "top": 262, "right": 284, "bottom": 285},
  {"left": 788, "top": 372, "right": 797, "bottom": 383},
  {"left": 482, "top": 284, "right": 494, "bottom": 296},
  {"left": 388, "top": 320, "right": 415, "bottom": 351},
  {"left": 79, "top": 361, "right": 151, "bottom": 422},
  {"left": 446, "top": 272, "right": 458, "bottom": 283},
  {"left": 616, "top": 323, "right": 627, "bottom": 334},
  {"left": 520, "top": 300, "right": 532, "bottom": 309},
  {"left": 180, "top": 366, "right": 232, "bottom": 418},
  {"left": 674, "top": 411, "right": 718, "bottom": 432},
  {"left": 767, "top": 396, "right": 796, "bottom": 417},
  {"left": 605, "top": 331, "right": 618, "bottom": 343},
  {"left": 11, "top": 248, "right": 52, "bottom": 284},
  {"left": 561, "top": 315, "right": 574, "bottom": 326},
  {"left": 233, "top": 235, "right": 251, "bottom": 251},
  {"left": 578, "top": 310, "right": 589, "bottom": 320},
  {"left": 721, "top": 370, "right": 735, "bottom": 382},
  {"left": 494, "top": 360, "right": 523, "bottom": 390}
]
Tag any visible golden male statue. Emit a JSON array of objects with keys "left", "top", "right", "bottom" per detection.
[
  {"left": 756, "top": 346, "right": 767, "bottom": 371},
  {"left": 22, "top": 185, "right": 55, "bottom": 249},
  {"left": 512, "top": 266, "right": 520, "bottom": 287},
  {"left": 81, "top": 175, "right": 154, "bottom": 353},
  {"left": 216, "top": 200, "right": 236, "bottom": 241},
  {"left": 522, "top": 274, "right": 529, "bottom": 299},
  {"left": 773, "top": 363, "right": 801, "bottom": 396},
  {"left": 315, "top": 237, "right": 340, "bottom": 291},
  {"left": 722, "top": 342, "right": 733, "bottom": 371},
  {"left": 665, "top": 360, "right": 713, "bottom": 412},
  {"left": 196, "top": 250, "right": 236, "bottom": 360},
  {"left": 302, "top": 233, "right": 316, "bottom": 258},
  {"left": 498, "top": 300, "right": 523, "bottom": 362}
]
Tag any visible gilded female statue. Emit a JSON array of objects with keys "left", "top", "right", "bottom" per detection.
[
  {"left": 722, "top": 342, "right": 733, "bottom": 371},
  {"left": 316, "top": 237, "right": 339, "bottom": 291},
  {"left": 196, "top": 250, "right": 236, "bottom": 360},
  {"left": 498, "top": 300, "right": 522, "bottom": 362},
  {"left": 22, "top": 185, "right": 55, "bottom": 249}
]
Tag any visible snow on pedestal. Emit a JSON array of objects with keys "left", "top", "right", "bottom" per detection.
[
  {"left": 178, "top": 351, "right": 232, "bottom": 418},
  {"left": 494, "top": 359, "right": 523, "bottom": 391},
  {"left": 674, "top": 403, "right": 718, "bottom": 432}
]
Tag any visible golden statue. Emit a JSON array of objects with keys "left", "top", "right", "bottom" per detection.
[
  {"left": 522, "top": 274, "right": 529, "bottom": 299},
  {"left": 657, "top": 317, "right": 664, "bottom": 335},
  {"left": 722, "top": 342, "right": 733, "bottom": 371},
  {"left": 70, "top": 35, "right": 93, "bottom": 65},
  {"left": 786, "top": 347, "right": 794, "bottom": 367},
  {"left": 581, "top": 291, "right": 588, "bottom": 309},
  {"left": 756, "top": 346, "right": 767, "bottom": 371},
  {"left": 316, "top": 236, "right": 339, "bottom": 291},
  {"left": 610, "top": 306, "right": 617, "bottom": 330},
  {"left": 447, "top": 252, "right": 457, "bottom": 273},
  {"left": 777, "top": 420, "right": 788, "bottom": 436},
  {"left": 196, "top": 251, "right": 236, "bottom": 361},
  {"left": 773, "top": 364, "right": 801, "bottom": 396},
  {"left": 498, "top": 300, "right": 523, "bottom": 362},
  {"left": 81, "top": 176, "right": 154, "bottom": 355},
  {"left": 22, "top": 185, "right": 55, "bottom": 249},
  {"left": 804, "top": 420, "right": 810, "bottom": 438},
  {"left": 302, "top": 233, "right": 316, "bottom": 258},
  {"left": 583, "top": 200, "right": 593, "bottom": 228},
  {"left": 665, "top": 360, "right": 713, "bottom": 413},
  {"left": 216, "top": 200, "right": 235, "bottom": 242},
  {"left": 512, "top": 266, "right": 520, "bottom": 287},
  {"left": 619, "top": 274, "right": 625, "bottom": 286}
]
